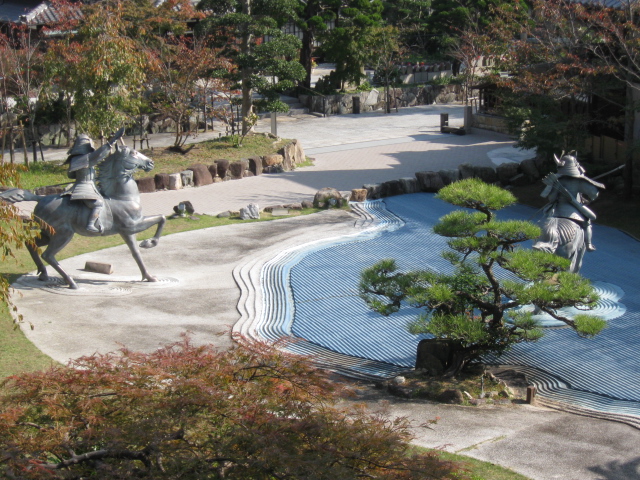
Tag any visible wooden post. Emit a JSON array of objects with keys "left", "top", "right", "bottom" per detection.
[
  {"left": 526, "top": 385, "right": 536, "bottom": 404},
  {"left": 19, "top": 123, "right": 29, "bottom": 166},
  {"left": 1, "top": 127, "right": 6, "bottom": 165}
]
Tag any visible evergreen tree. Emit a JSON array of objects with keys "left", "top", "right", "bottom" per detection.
[{"left": 360, "top": 179, "right": 606, "bottom": 376}]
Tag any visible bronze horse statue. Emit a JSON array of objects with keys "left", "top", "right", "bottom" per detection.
[{"left": 1, "top": 145, "right": 165, "bottom": 289}]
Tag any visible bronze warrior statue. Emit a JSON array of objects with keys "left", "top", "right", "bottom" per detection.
[
  {"left": 63, "top": 128, "right": 124, "bottom": 233},
  {"left": 533, "top": 151, "right": 605, "bottom": 272}
]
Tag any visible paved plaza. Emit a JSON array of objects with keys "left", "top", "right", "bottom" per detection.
[{"left": 10, "top": 105, "right": 640, "bottom": 479}]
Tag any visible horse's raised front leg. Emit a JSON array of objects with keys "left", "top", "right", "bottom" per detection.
[
  {"left": 136, "top": 215, "right": 166, "bottom": 249},
  {"left": 40, "top": 230, "right": 77, "bottom": 289},
  {"left": 120, "top": 233, "right": 157, "bottom": 282}
]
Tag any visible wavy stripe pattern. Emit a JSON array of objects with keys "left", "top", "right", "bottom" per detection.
[{"left": 235, "top": 193, "right": 640, "bottom": 420}]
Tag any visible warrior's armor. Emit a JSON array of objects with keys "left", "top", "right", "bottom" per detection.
[
  {"left": 541, "top": 152, "right": 604, "bottom": 251},
  {"left": 63, "top": 129, "right": 124, "bottom": 233}
]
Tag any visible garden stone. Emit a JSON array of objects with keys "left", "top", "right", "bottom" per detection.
[
  {"left": 509, "top": 173, "right": 533, "bottom": 186},
  {"left": 155, "top": 173, "right": 170, "bottom": 190},
  {"left": 313, "top": 187, "right": 343, "bottom": 208},
  {"left": 248, "top": 156, "right": 263, "bottom": 176},
  {"left": 399, "top": 177, "right": 419, "bottom": 194},
  {"left": 458, "top": 163, "right": 475, "bottom": 180},
  {"left": 301, "top": 200, "right": 314, "bottom": 209},
  {"left": 135, "top": 177, "right": 156, "bottom": 193},
  {"left": 381, "top": 180, "right": 403, "bottom": 197},
  {"left": 438, "top": 169, "right": 460, "bottom": 185},
  {"left": 168, "top": 173, "right": 182, "bottom": 190},
  {"left": 473, "top": 165, "right": 497, "bottom": 184},
  {"left": 415, "top": 171, "right": 444, "bottom": 192},
  {"left": 208, "top": 163, "right": 218, "bottom": 180},
  {"left": 229, "top": 161, "right": 247, "bottom": 179},
  {"left": 496, "top": 162, "right": 520, "bottom": 184},
  {"left": 438, "top": 389, "right": 464, "bottom": 404},
  {"left": 216, "top": 211, "right": 231, "bottom": 218},
  {"left": 263, "top": 154, "right": 284, "bottom": 167},
  {"left": 187, "top": 164, "right": 213, "bottom": 186},
  {"left": 180, "top": 170, "right": 194, "bottom": 188},
  {"left": 216, "top": 159, "right": 230, "bottom": 179},
  {"left": 415, "top": 338, "right": 452, "bottom": 375},
  {"left": 239, "top": 203, "right": 260, "bottom": 220},
  {"left": 520, "top": 158, "right": 540, "bottom": 179},
  {"left": 351, "top": 188, "right": 367, "bottom": 202},
  {"left": 363, "top": 183, "right": 381, "bottom": 199}
]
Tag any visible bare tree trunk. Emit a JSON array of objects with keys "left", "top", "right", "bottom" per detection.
[
  {"left": 240, "top": 0, "right": 254, "bottom": 136},
  {"left": 30, "top": 121, "right": 38, "bottom": 163},
  {"left": 9, "top": 125, "right": 15, "bottom": 164},
  {"left": 623, "top": 83, "right": 635, "bottom": 198}
]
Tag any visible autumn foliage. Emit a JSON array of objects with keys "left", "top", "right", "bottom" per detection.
[{"left": 0, "top": 338, "right": 464, "bottom": 479}]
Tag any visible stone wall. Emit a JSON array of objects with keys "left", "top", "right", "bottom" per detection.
[
  {"left": 135, "top": 138, "right": 306, "bottom": 193},
  {"left": 356, "top": 156, "right": 551, "bottom": 203},
  {"left": 302, "top": 85, "right": 464, "bottom": 116}
]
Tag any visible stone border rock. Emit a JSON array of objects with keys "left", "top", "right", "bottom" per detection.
[{"left": 134, "top": 138, "right": 307, "bottom": 193}]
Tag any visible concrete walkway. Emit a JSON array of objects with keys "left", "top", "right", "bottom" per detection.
[{"left": 11, "top": 105, "right": 640, "bottom": 480}]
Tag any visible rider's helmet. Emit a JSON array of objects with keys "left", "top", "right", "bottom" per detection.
[
  {"left": 65, "top": 134, "right": 95, "bottom": 163},
  {"left": 554, "top": 151, "right": 585, "bottom": 177}
]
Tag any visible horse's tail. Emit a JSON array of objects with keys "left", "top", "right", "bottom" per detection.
[{"left": 0, "top": 188, "right": 45, "bottom": 204}]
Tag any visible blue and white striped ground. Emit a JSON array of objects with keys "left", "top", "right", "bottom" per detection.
[{"left": 247, "top": 193, "right": 640, "bottom": 418}]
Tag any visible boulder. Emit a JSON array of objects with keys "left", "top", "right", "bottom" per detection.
[
  {"left": 380, "top": 180, "right": 403, "bottom": 197},
  {"left": 313, "top": 187, "right": 343, "bottom": 208},
  {"left": 351, "top": 188, "right": 367, "bottom": 202},
  {"left": 239, "top": 203, "right": 260, "bottom": 220},
  {"left": 399, "top": 177, "right": 419, "bottom": 194},
  {"left": 135, "top": 177, "right": 156, "bottom": 193},
  {"left": 155, "top": 173, "right": 170, "bottom": 190},
  {"left": 180, "top": 170, "right": 194, "bottom": 188},
  {"left": 168, "top": 173, "right": 182, "bottom": 190},
  {"left": 208, "top": 163, "right": 218, "bottom": 180},
  {"left": 363, "top": 183, "right": 381, "bottom": 199},
  {"left": 415, "top": 338, "right": 453, "bottom": 375},
  {"left": 216, "top": 159, "right": 230, "bottom": 179},
  {"left": 534, "top": 155, "right": 550, "bottom": 176},
  {"left": 415, "top": 171, "right": 444, "bottom": 192},
  {"left": 438, "top": 169, "right": 460, "bottom": 186},
  {"left": 520, "top": 158, "right": 540, "bottom": 179},
  {"left": 509, "top": 173, "right": 533, "bottom": 186},
  {"left": 243, "top": 170, "right": 254, "bottom": 177},
  {"left": 280, "top": 141, "right": 305, "bottom": 171},
  {"left": 437, "top": 389, "right": 465, "bottom": 404},
  {"left": 229, "top": 160, "right": 247, "bottom": 179},
  {"left": 473, "top": 165, "right": 497, "bottom": 184},
  {"left": 263, "top": 154, "right": 284, "bottom": 167},
  {"left": 301, "top": 200, "right": 314, "bottom": 209},
  {"left": 458, "top": 163, "right": 475, "bottom": 180},
  {"left": 187, "top": 164, "right": 213, "bottom": 186},
  {"left": 496, "top": 162, "right": 520, "bottom": 184},
  {"left": 248, "top": 156, "right": 263, "bottom": 176}
]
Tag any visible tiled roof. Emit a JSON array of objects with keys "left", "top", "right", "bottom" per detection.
[{"left": 0, "top": 0, "right": 45, "bottom": 23}]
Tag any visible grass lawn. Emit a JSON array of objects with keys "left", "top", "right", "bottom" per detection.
[{"left": 11, "top": 134, "right": 292, "bottom": 190}]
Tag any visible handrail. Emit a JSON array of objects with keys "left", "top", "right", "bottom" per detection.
[{"left": 296, "top": 83, "right": 328, "bottom": 117}]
